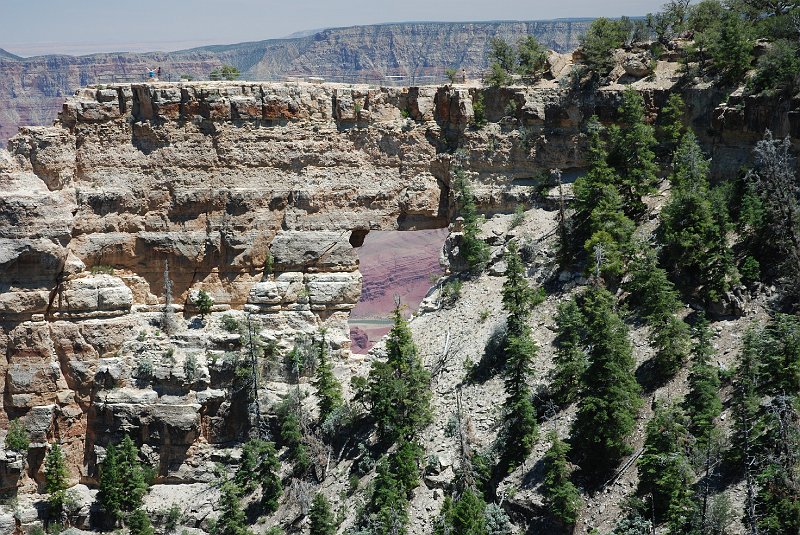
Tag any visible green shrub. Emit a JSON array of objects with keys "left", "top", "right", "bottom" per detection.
[
  {"left": 210, "top": 65, "right": 240, "bottom": 81},
  {"left": 747, "top": 39, "right": 800, "bottom": 95},
  {"left": 183, "top": 355, "right": 198, "bottom": 383},
  {"left": 510, "top": 205, "right": 525, "bottom": 229},
  {"left": 472, "top": 93, "right": 487, "bottom": 126},
  {"left": 164, "top": 504, "right": 182, "bottom": 532},
  {"left": 5, "top": 419, "right": 29, "bottom": 453},
  {"left": 90, "top": 264, "right": 114, "bottom": 275},
  {"left": 221, "top": 314, "right": 239, "bottom": 333},
  {"left": 445, "top": 67, "right": 459, "bottom": 84},
  {"left": 136, "top": 357, "right": 154, "bottom": 380},
  {"left": 740, "top": 255, "right": 761, "bottom": 284},
  {"left": 441, "top": 280, "right": 463, "bottom": 307}
]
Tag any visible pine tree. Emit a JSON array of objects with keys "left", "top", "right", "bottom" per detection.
[
  {"left": 366, "top": 459, "right": 409, "bottom": 535},
  {"left": 571, "top": 287, "right": 642, "bottom": 475},
  {"left": 500, "top": 242, "right": 539, "bottom": 466},
  {"left": 309, "top": 494, "right": 336, "bottom": 535},
  {"left": 745, "top": 131, "right": 800, "bottom": 294},
  {"left": 235, "top": 438, "right": 282, "bottom": 513},
  {"left": 683, "top": 316, "right": 722, "bottom": 444},
  {"left": 277, "top": 397, "right": 311, "bottom": 477},
  {"left": 390, "top": 439, "right": 424, "bottom": 497},
  {"left": 542, "top": 432, "right": 581, "bottom": 529},
  {"left": 453, "top": 165, "right": 490, "bottom": 273},
  {"left": 659, "top": 93, "right": 685, "bottom": 153},
  {"left": 451, "top": 488, "right": 487, "bottom": 535},
  {"left": 550, "top": 298, "right": 588, "bottom": 405},
  {"left": 584, "top": 185, "right": 635, "bottom": 279},
  {"left": 434, "top": 488, "right": 488, "bottom": 535},
  {"left": 312, "top": 334, "right": 343, "bottom": 424},
  {"left": 367, "top": 305, "right": 432, "bottom": 443},
  {"left": 44, "top": 443, "right": 69, "bottom": 517},
  {"left": 573, "top": 117, "right": 621, "bottom": 244},
  {"left": 637, "top": 403, "right": 697, "bottom": 528},
  {"left": 651, "top": 314, "right": 692, "bottom": 379},
  {"left": 117, "top": 435, "right": 149, "bottom": 514},
  {"left": 99, "top": 443, "right": 122, "bottom": 521},
  {"left": 128, "top": 508, "right": 155, "bottom": 535},
  {"left": 215, "top": 481, "right": 252, "bottom": 535},
  {"left": 661, "top": 132, "right": 735, "bottom": 301},
  {"left": 609, "top": 88, "right": 659, "bottom": 218}
]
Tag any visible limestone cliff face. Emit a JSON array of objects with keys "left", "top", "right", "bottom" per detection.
[
  {"left": 0, "top": 19, "right": 593, "bottom": 144},
  {"left": 0, "top": 61, "right": 798, "bottom": 530}
]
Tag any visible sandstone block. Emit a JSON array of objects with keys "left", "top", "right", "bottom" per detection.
[{"left": 270, "top": 231, "right": 358, "bottom": 272}]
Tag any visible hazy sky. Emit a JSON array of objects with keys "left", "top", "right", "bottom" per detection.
[{"left": 1, "top": 0, "right": 668, "bottom": 57}]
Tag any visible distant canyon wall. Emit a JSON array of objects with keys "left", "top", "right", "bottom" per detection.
[{"left": 0, "top": 20, "right": 593, "bottom": 144}]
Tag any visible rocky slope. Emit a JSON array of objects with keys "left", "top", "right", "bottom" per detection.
[
  {"left": 0, "top": 19, "right": 593, "bottom": 144},
  {"left": 0, "top": 46, "right": 798, "bottom": 532}
]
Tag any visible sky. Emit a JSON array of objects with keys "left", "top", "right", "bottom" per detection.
[{"left": 0, "top": 0, "right": 668, "bottom": 57}]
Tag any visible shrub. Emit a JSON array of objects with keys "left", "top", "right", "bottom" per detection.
[
  {"left": 510, "top": 205, "right": 525, "bottom": 229},
  {"left": 221, "top": 314, "right": 239, "bottom": 333},
  {"left": 183, "top": 355, "right": 198, "bottom": 383},
  {"left": 445, "top": 67, "right": 459, "bottom": 84},
  {"left": 210, "top": 65, "right": 240, "bottom": 81},
  {"left": 90, "top": 264, "right": 114, "bottom": 275},
  {"left": 441, "top": 280, "right": 463, "bottom": 307},
  {"left": 136, "top": 357, "right": 154, "bottom": 381},
  {"left": 5, "top": 419, "right": 29, "bottom": 453},
  {"left": 235, "top": 438, "right": 282, "bottom": 512},
  {"left": 747, "top": 39, "right": 800, "bottom": 95},
  {"left": 164, "top": 504, "right": 182, "bottom": 532},
  {"left": 472, "top": 93, "right": 487, "bottom": 126}
]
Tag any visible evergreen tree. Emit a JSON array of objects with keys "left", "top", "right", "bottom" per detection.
[
  {"left": 366, "top": 459, "right": 409, "bottom": 535},
  {"left": 550, "top": 298, "right": 588, "bottom": 405},
  {"left": 309, "top": 493, "right": 337, "bottom": 535},
  {"left": 500, "top": 242, "right": 539, "bottom": 466},
  {"left": 516, "top": 35, "right": 548, "bottom": 77},
  {"left": 117, "top": 435, "right": 149, "bottom": 514},
  {"left": 235, "top": 438, "right": 282, "bottom": 513},
  {"left": 214, "top": 481, "right": 252, "bottom": 535},
  {"left": 650, "top": 314, "right": 692, "bottom": 379},
  {"left": 99, "top": 443, "right": 122, "bottom": 521},
  {"left": 195, "top": 290, "right": 213, "bottom": 318},
  {"left": 366, "top": 305, "right": 432, "bottom": 443},
  {"left": 637, "top": 403, "right": 697, "bottom": 528},
  {"left": 277, "top": 396, "right": 311, "bottom": 477},
  {"left": 683, "top": 316, "right": 722, "bottom": 444},
  {"left": 746, "top": 130, "right": 800, "bottom": 296},
  {"left": 128, "top": 508, "right": 155, "bottom": 535},
  {"left": 542, "top": 432, "right": 581, "bottom": 529},
  {"left": 707, "top": 9, "right": 753, "bottom": 82},
  {"left": 312, "top": 334, "right": 343, "bottom": 424},
  {"left": 579, "top": 18, "right": 629, "bottom": 76},
  {"left": 659, "top": 93, "right": 685, "bottom": 153},
  {"left": 451, "top": 488, "right": 487, "bottom": 535},
  {"left": 571, "top": 288, "right": 642, "bottom": 476},
  {"left": 573, "top": 117, "right": 621, "bottom": 244},
  {"left": 389, "top": 439, "right": 424, "bottom": 497},
  {"left": 584, "top": 186, "right": 635, "bottom": 279},
  {"left": 44, "top": 443, "right": 69, "bottom": 517},
  {"left": 609, "top": 88, "right": 660, "bottom": 218},
  {"left": 453, "top": 165, "right": 490, "bottom": 272},
  {"left": 661, "top": 132, "right": 736, "bottom": 301},
  {"left": 98, "top": 436, "right": 149, "bottom": 525}
]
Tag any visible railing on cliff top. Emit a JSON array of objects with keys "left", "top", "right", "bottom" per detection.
[{"left": 93, "top": 70, "right": 465, "bottom": 87}]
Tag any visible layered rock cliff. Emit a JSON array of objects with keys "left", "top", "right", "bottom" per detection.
[
  {"left": 0, "top": 19, "right": 594, "bottom": 144},
  {"left": 0, "top": 51, "right": 798, "bottom": 530}
]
